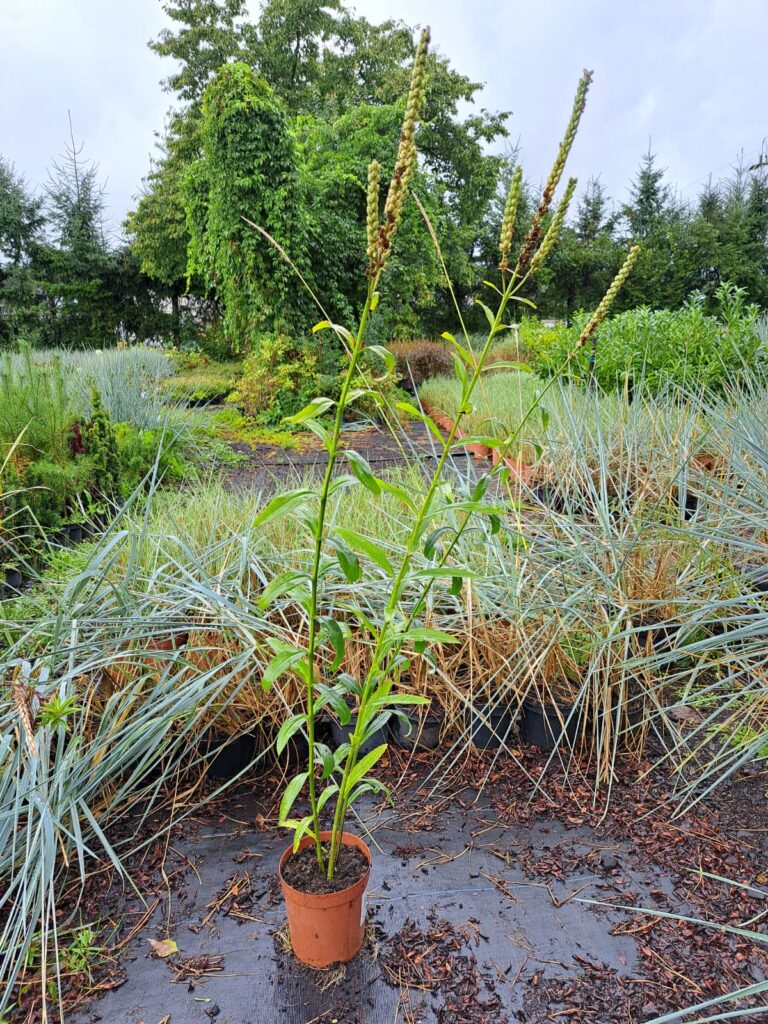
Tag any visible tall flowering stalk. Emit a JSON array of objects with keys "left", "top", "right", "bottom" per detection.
[
  {"left": 259, "top": 49, "right": 636, "bottom": 882},
  {"left": 578, "top": 244, "right": 641, "bottom": 385},
  {"left": 514, "top": 69, "right": 592, "bottom": 279},
  {"left": 261, "top": 29, "right": 432, "bottom": 878}
]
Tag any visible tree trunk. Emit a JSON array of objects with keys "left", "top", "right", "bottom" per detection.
[{"left": 171, "top": 288, "right": 181, "bottom": 347}]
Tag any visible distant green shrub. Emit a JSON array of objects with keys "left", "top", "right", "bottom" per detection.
[
  {"left": 83, "top": 387, "right": 121, "bottom": 503},
  {"left": 114, "top": 424, "right": 185, "bottom": 492},
  {"left": 227, "top": 335, "right": 342, "bottom": 425},
  {"left": 23, "top": 457, "right": 93, "bottom": 533},
  {"left": 524, "top": 283, "right": 766, "bottom": 392}
]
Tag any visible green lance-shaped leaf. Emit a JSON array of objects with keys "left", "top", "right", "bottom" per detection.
[
  {"left": 316, "top": 683, "right": 353, "bottom": 724},
  {"left": 284, "top": 396, "right": 336, "bottom": 425},
  {"left": 279, "top": 772, "right": 309, "bottom": 824},
  {"left": 335, "top": 527, "right": 394, "bottom": 576},
  {"left": 314, "top": 742, "right": 336, "bottom": 779},
  {"left": 328, "top": 536, "right": 361, "bottom": 582},
  {"left": 320, "top": 616, "right": 346, "bottom": 672},
  {"left": 253, "top": 488, "right": 314, "bottom": 529},
  {"left": 276, "top": 713, "right": 308, "bottom": 755},
  {"left": 344, "top": 743, "right": 389, "bottom": 792},
  {"left": 258, "top": 570, "right": 310, "bottom": 611},
  {"left": 395, "top": 402, "right": 445, "bottom": 442},
  {"left": 345, "top": 451, "right": 381, "bottom": 495},
  {"left": 365, "top": 344, "right": 396, "bottom": 375},
  {"left": 283, "top": 815, "right": 316, "bottom": 853},
  {"left": 262, "top": 645, "right": 307, "bottom": 691}
]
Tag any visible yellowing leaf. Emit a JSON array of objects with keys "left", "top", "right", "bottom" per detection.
[{"left": 148, "top": 938, "right": 178, "bottom": 958}]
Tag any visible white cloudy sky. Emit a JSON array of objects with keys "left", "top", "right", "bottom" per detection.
[{"left": 1, "top": 0, "right": 766, "bottom": 234}]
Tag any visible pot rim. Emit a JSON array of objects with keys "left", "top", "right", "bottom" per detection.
[
  {"left": 521, "top": 695, "right": 580, "bottom": 713},
  {"left": 394, "top": 706, "right": 445, "bottom": 722},
  {"left": 279, "top": 830, "right": 371, "bottom": 910},
  {"left": 468, "top": 697, "right": 516, "bottom": 714}
]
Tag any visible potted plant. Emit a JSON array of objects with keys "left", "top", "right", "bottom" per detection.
[
  {"left": 519, "top": 629, "right": 590, "bottom": 750},
  {"left": 388, "top": 641, "right": 447, "bottom": 751},
  {"left": 462, "top": 618, "right": 521, "bottom": 749},
  {"left": 252, "top": 46, "right": 634, "bottom": 969}
]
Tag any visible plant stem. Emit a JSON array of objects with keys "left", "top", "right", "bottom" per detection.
[
  {"left": 326, "top": 276, "right": 519, "bottom": 877},
  {"left": 305, "top": 281, "right": 378, "bottom": 871}
]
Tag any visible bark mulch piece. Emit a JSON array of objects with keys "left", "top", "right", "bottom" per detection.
[
  {"left": 169, "top": 952, "right": 226, "bottom": 984},
  {"left": 381, "top": 911, "right": 508, "bottom": 1024}
]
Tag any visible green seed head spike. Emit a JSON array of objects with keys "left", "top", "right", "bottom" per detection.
[
  {"left": 499, "top": 165, "right": 523, "bottom": 271},
  {"left": 515, "top": 69, "right": 593, "bottom": 278},
  {"left": 529, "top": 177, "right": 577, "bottom": 275},
  {"left": 577, "top": 244, "right": 641, "bottom": 348}
]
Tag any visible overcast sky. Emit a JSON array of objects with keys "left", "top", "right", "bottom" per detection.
[{"left": 1, "top": 0, "right": 766, "bottom": 235}]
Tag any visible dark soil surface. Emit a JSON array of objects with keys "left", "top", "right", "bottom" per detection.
[
  {"left": 281, "top": 843, "right": 369, "bottom": 894},
  {"left": 223, "top": 419, "right": 474, "bottom": 492},
  {"left": 10, "top": 746, "right": 767, "bottom": 1024}
]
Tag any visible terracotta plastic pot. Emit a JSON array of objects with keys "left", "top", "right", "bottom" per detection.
[{"left": 279, "top": 831, "right": 371, "bottom": 969}]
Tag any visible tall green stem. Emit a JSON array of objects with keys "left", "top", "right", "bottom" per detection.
[
  {"left": 326, "top": 276, "right": 519, "bottom": 877},
  {"left": 305, "top": 281, "right": 378, "bottom": 869}
]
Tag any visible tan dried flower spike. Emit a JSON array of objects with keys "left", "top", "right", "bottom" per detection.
[
  {"left": 366, "top": 160, "right": 381, "bottom": 268},
  {"left": 372, "top": 27, "right": 430, "bottom": 274}
]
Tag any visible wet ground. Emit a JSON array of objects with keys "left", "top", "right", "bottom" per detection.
[
  {"left": 223, "top": 420, "right": 477, "bottom": 492},
  {"left": 66, "top": 751, "right": 767, "bottom": 1024}
]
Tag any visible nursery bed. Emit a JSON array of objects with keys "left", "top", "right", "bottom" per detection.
[
  {"left": 223, "top": 420, "right": 474, "bottom": 491},
  {"left": 46, "top": 749, "right": 768, "bottom": 1024}
]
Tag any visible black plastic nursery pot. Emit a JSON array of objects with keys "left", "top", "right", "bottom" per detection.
[
  {"left": 3, "top": 567, "right": 22, "bottom": 595},
  {"left": 201, "top": 733, "right": 257, "bottom": 779},
  {"left": 520, "top": 697, "right": 582, "bottom": 751},
  {"left": 633, "top": 618, "right": 682, "bottom": 655},
  {"left": 530, "top": 484, "right": 567, "bottom": 514},
  {"left": 329, "top": 713, "right": 388, "bottom": 756},
  {"left": 606, "top": 606, "right": 682, "bottom": 656},
  {"left": 674, "top": 486, "right": 700, "bottom": 521},
  {"left": 389, "top": 709, "right": 444, "bottom": 751},
  {"left": 468, "top": 700, "right": 517, "bottom": 750},
  {"left": 67, "top": 523, "right": 83, "bottom": 544},
  {"left": 741, "top": 563, "right": 768, "bottom": 595}
]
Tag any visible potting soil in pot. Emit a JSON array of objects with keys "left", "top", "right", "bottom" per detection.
[{"left": 281, "top": 841, "right": 368, "bottom": 895}]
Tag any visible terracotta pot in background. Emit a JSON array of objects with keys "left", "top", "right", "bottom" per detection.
[
  {"left": 460, "top": 435, "right": 492, "bottom": 459},
  {"left": 491, "top": 447, "right": 534, "bottom": 484},
  {"left": 145, "top": 632, "right": 189, "bottom": 653},
  {"left": 279, "top": 831, "right": 371, "bottom": 969}
]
